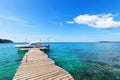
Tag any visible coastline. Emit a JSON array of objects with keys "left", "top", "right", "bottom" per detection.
[{"left": 0, "top": 43, "right": 120, "bottom": 80}]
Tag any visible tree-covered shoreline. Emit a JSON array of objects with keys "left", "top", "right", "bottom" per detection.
[{"left": 0, "top": 38, "right": 13, "bottom": 43}]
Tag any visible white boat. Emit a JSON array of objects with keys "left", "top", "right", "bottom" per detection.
[{"left": 15, "top": 41, "right": 50, "bottom": 49}]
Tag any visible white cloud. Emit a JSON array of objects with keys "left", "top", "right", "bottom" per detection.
[
  {"left": 53, "top": 21, "right": 63, "bottom": 26},
  {"left": 66, "top": 21, "right": 74, "bottom": 24},
  {"left": 73, "top": 13, "right": 120, "bottom": 28},
  {"left": 59, "top": 22, "right": 63, "bottom": 25},
  {"left": 52, "top": 22, "right": 57, "bottom": 25},
  {"left": 0, "top": 15, "right": 28, "bottom": 24},
  {"left": 0, "top": 15, "right": 35, "bottom": 28}
]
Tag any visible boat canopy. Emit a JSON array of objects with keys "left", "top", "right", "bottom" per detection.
[{"left": 29, "top": 41, "right": 43, "bottom": 45}]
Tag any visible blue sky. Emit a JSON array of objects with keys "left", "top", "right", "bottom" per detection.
[{"left": 0, "top": 0, "right": 120, "bottom": 42}]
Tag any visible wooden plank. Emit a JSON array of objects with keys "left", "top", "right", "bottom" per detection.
[{"left": 13, "top": 48, "right": 74, "bottom": 80}]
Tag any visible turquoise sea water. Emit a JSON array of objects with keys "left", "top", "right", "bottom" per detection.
[
  {"left": 0, "top": 43, "right": 120, "bottom": 80},
  {"left": 0, "top": 43, "right": 24, "bottom": 80}
]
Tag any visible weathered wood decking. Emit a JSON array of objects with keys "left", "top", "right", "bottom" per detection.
[{"left": 13, "top": 48, "right": 74, "bottom": 80}]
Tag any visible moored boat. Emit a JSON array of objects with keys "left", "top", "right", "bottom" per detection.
[{"left": 15, "top": 41, "right": 50, "bottom": 49}]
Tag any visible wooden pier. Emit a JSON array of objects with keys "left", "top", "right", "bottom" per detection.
[{"left": 13, "top": 48, "right": 74, "bottom": 80}]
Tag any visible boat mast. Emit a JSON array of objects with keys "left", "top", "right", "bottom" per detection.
[
  {"left": 47, "top": 37, "right": 51, "bottom": 45},
  {"left": 25, "top": 38, "right": 27, "bottom": 44}
]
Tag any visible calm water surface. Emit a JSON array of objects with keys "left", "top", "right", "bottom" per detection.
[{"left": 0, "top": 43, "right": 120, "bottom": 80}]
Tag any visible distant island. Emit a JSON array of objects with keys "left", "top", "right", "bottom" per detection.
[
  {"left": 0, "top": 38, "right": 13, "bottom": 43},
  {"left": 99, "top": 41, "right": 120, "bottom": 43}
]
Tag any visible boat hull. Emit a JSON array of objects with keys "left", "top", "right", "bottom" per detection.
[{"left": 15, "top": 44, "right": 50, "bottom": 49}]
